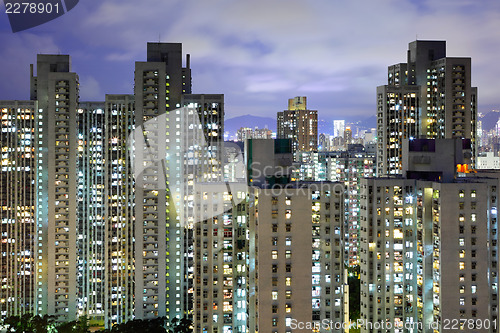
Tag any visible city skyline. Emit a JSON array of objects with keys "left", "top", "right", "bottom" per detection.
[
  {"left": 1, "top": 0, "right": 500, "bottom": 121},
  {"left": 2, "top": 35, "right": 500, "bottom": 332}
]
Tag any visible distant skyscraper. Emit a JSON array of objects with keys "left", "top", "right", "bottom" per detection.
[
  {"left": 333, "top": 120, "right": 345, "bottom": 138},
  {"left": 377, "top": 40, "right": 478, "bottom": 176},
  {"left": 236, "top": 127, "right": 272, "bottom": 141},
  {"left": 277, "top": 96, "right": 318, "bottom": 154},
  {"left": 318, "top": 133, "right": 330, "bottom": 151},
  {"left": 343, "top": 126, "right": 352, "bottom": 147}
]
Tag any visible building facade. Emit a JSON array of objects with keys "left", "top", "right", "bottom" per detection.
[
  {"left": 377, "top": 40, "right": 478, "bottom": 176},
  {"left": 0, "top": 100, "right": 38, "bottom": 317},
  {"left": 277, "top": 96, "right": 318, "bottom": 154},
  {"left": 360, "top": 139, "right": 498, "bottom": 332},
  {"left": 31, "top": 55, "right": 80, "bottom": 322},
  {"left": 295, "top": 148, "right": 376, "bottom": 266}
]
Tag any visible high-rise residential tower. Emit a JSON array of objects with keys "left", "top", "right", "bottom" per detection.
[
  {"left": 0, "top": 100, "right": 38, "bottom": 317},
  {"left": 360, "top": 139, "right": 498, "bottom": 332},
  {"left": 333, "top": 120, "right": 345, "bottom": 138},
  {"left": 377, "top": 40, "right": 478, "bottom": 176},
  {"left": 133, "top": 42, "right": 192, "bottom": 320},
  {"left": 193, "top": 139, "right": 348, "bottom": 333},
  {"left": 1, "top": 43, "right": 226, "bottom": 329},
  {"left": 277, "top": 96, "right": 318, "bottom": 154},
  {"left": 76, "top": 96, "right": 136, "bottom": 327},
  {"left": 31, "top": 55, "right": 80, "bottom": 322}
]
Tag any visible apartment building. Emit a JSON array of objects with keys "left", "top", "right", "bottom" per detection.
[
  {"left": 277, "top": 97, "right": 318, "bottom": 154},
  {"left": 377, "top": 41, "right": 478, "bottom": 176},
  {"left": 360, "top": 139, "right": 498, "bottom": 332}
]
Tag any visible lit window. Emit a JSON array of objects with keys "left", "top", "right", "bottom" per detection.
[
  {"left": 459, "top": 262, "right": 465, "bottom": 270},
  {"left": 285, "top": 304, "right": 292, "bottom": 313},
  {"left": 285, "top": 250, "right": 292, "bottom": 259},
  {"left": 459, "top": 191, "right": 465, "bottom": 198},
  {"left": 272, "top": 250, "right": 278, "bottom": 260},
  {"left": 285, "top": 277, "right": 292, "bottom": 286},
  {"left": 286, "top": 290, "right": 292, "bottom": 299},
  {"left": 459, "top": 238, "right": 465, "bottom": 246},
  {"left": 472, "top": 285, "right": 477, "bottom": 293},
  {"left": 285, "top": 237, "right": 292, "bottom": 246},
  {"left": 471, "top": 191, "right": 476, "bottom": 198},
  {"left": 460, "top": 297, "right": 465, "bottom": 306},
  {"left": 272, "top": 291, "right": 278, "bottom": 300},
  {"left": 459, "top": 250, "right": 465, "bottom": 258}
]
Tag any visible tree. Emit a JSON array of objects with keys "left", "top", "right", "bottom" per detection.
[
  {"left": 101, "top": 317, "right": 167, "bottom": 333},
  {"left": 31, "top": 314, "right": 57, "bottom": 333},
  {"left": 3, "top": 313, "right": 56, "bottom": 333},
  {"left": 168, "top": 317, "right": 192, "bottom": 333},
  {"left": 3, "top": 313, "right": 33, "bottom": 333},
  {"left": 348, "top": 265, "right": 361, "bottom": 322},
  {"left": 56, "top": 315, "right": 90, "bottom": 333}
]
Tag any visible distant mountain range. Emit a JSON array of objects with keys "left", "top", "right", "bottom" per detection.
[
  {"left": 480, "top": 110, "right": 500, "bottom": 132},
  {"left": 225, "top": 111, "right": 498, "bottom": 138},
  {"left": 224, "top": 114, "right": 377, "bottom": 137},
  {"left": 224, "top": 115, "right": 276, "bottom": 134}
]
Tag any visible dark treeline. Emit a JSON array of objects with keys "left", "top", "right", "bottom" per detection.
[{"left": 1, "top": 314, "right": 192, "bottom": 333}]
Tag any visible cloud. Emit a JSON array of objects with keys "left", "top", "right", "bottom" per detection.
[
  {"left": 0, "top": 32, "right": 60, "bottom": 100},
  {"left": 1, "top": 0, "right": 499, "bottom": 118},
  {"left": 79, "top": 75, "right": 102, "bottom": 101}
]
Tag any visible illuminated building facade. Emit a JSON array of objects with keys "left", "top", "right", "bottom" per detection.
[
  {"left": 193, "top": 183, "right": 248, "bottom": 333},
  {"left": 76, "top": 102, "right": 107, "bottom": 324},
  {"left": 0, "top": 100, "right": 38, "bottom": 316},
  {"left": 102, "top": 94, "right": 135, "bottom": 326},
  {"left": 31, "top": 55, "right": 80, "bottom": 322},
  {"left": 236, "top": 127, "right": 273, "bottom": 141},
  {"left": 360, "top": 139, "right": 498, "bottom": 332},
  {"left": 333, "top": 120, "right": 345, "bottom": 139},
  {"left": 133, "top": 42, "right": 192, "bottom": 320},
  {"left": 178, "top": 94, "right": 225, "bottom": 316},
  {"left": 295, "top": 148, "right": 376, "bottom": 266},
  {"left": 76, "top": 96, "right": 136, "bottom": 327},
  {"left": 277, "top": 96, "right": 318, "bottom": 154},
  {"left": 248, "top": 182, "right": 347, "bottom": 333},
  {"left": 377, "top": 40, "right": 478, "bottom": 176}
]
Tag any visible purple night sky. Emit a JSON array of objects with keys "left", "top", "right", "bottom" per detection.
[{"left": 0, "top": 0, "right": 499, "bottom": 122}]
